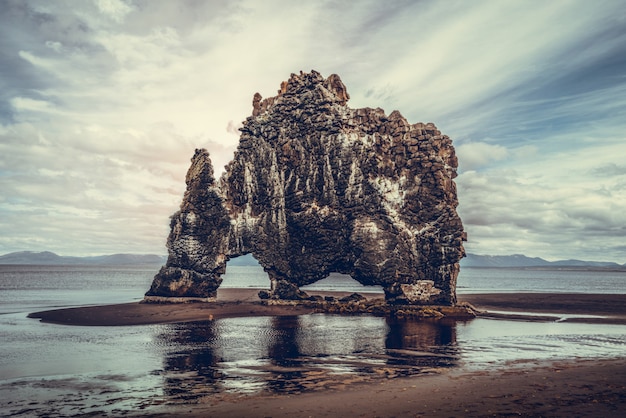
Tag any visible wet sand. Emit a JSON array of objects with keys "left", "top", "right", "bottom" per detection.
[
  {"left": 462, "top": 292, "right": 626, "bottom": 319},
  {"left": 28, "top": 290, "right": 626, "bottom": 326},
  {"left": 463, "top": 292, "right": 626, "bottom": 324},
  {"left": 27, "top": 288, "right": 346, "bottom": 326},
  {"left": 160, "top": 358, "right": 626, "bottom": 418}
]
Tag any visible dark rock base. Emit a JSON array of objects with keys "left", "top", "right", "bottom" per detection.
[{"left": 261, "top": 297, "right": 478, "bottom": 320}]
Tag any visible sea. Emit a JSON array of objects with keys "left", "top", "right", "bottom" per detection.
[{"left": 1, "top": 264, "right": 625, "bottom": 417}]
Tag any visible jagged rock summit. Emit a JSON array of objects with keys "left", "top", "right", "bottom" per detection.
[{"left": 146, "top": 70, "right": 466, "bottom": 305}]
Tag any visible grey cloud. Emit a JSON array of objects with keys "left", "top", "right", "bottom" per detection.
[
  {"left": 321, "top": 0, "right": 419, "bottom": 49},
  {"left": 590, "top": 163, "right": 626, "bottom": 177},
  {"left": 0, "top": 1, "right": 116, "bottom": 123},
  {"left": 0, "top": 2, "right": 95, "bottom": 59},
  {"left": 0, "top": 100, "right": 14, "bottom": 124},
  {"left": 523, "top": 22, "right": 626, "bottom": 100},
  {"left": 430, "top": 4, "right": 626, "bottom": 149},
  {"left": 456, "top": 162, "right": 626, "bottom": 261},
  {"left": 124, "top": 0, "right": 243, "bottom": 37},
  {"left": 364, "top": 84, "right": 396, "bottom": 102}
]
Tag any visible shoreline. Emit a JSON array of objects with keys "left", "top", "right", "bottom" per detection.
[{"left": 27, "top": 289, "right": 626, "bottom": 326}]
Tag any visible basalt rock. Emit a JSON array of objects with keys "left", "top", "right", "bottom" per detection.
[{"left": 145, "top": 70, "right": 466, "bottom": 305}]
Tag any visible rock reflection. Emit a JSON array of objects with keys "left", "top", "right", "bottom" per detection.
[
  {"left": 384, "top": 318, "right": 460, "bottom": 370},
  {"left": 154, "top": 315, "right": 462, "bottom": 400},
  {"left": 157, "top": 320, "right": 224, "bottom": 400},
  {"left": 264, "top": 316, "right": 310, "bottom": 393},
  {"left": 267, "top": 316, "right": 302, "bottom": 367}
]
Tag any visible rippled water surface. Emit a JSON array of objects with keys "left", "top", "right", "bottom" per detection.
[
  {"left": 1, "top": 265, "right": 625, "bottom": 416},
  {"left": 2, "top": 312, "right": 625, "bottom": 416}
]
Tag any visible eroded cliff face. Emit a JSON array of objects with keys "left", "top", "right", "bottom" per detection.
[{"left": 146, "top": 70, "right": 465, "bottom": 305}]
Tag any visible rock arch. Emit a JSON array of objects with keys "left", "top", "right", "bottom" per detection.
[{"left": 145, "top": 71, "right": 465, "bottom": 305}]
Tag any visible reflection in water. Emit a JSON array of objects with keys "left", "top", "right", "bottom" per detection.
[
  {"left": 385, "top": 318, "right": 460, "bottom": 370},
  {"left": 154, "top": 314, "right": 460, "bottom": 401},
  {"left": 158, "top": 321, "right": 223, "bottom": 399},
  {"left": 267, "top": 316, "right": 303, "bottom": 368},
  {"left": 265, "top": 316, "right": 308, "bottom": 393},
  {"left": 3, "top": 315, "right": 624, "bottom": 416}
]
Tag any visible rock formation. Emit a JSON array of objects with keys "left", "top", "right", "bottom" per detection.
[{"left": 146, "top": 70, "right": 465, "bottom": 305}]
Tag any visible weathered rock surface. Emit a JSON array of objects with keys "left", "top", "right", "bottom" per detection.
[{"left": 146, "top": 70, "right": 465, "bottom": 305}]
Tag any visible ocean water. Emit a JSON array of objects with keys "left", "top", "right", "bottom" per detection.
[
  {"left": 1, "top": 264, "right": 625, "bottom": 416},
  {"left": 458, "top": 266, "right": 626, "bottom": 294},
  {"left": 224, "top": 264, "right": 626, "bottom": 294}
]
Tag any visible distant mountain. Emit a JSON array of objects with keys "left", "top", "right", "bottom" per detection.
[
  {"left": 549, "top": 259, "right": 625, "bottom": 268},
  {"left": 461, "top": 254, "right": 550, "bottom": 268},
  {"left": 0, "top": 251, "right": 166, "bottom": 265},
  {"left": 0, "top": 251, "right": 265, "bottom": 267},
  {"left": 1, "top": 250, "right": 622, "bottom": 269},
  {"left": 461, "top": 253, "right": 623, "bottom": 269},
  {"left": 0, "top": 251, "right": 66, "bottom": 265}
]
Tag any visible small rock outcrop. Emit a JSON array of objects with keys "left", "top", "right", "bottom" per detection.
[{"left": 146, "top": 71, "right": 465, "bottom": 305}]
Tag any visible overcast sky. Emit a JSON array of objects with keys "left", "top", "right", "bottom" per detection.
[{"left": 1, "top": 0, "right": 625, "bottom": 262}]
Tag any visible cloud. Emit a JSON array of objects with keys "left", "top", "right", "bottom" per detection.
[
  {"left": 455, "top": 142, "right": 508, "bottom": 171},
  {"left": 95, "top": 0, "right": 134, "bottom": 23},
  {"left": 456, "top": 140, "right": 626, "bottom": 261},
  {"left": 591, "top": 163, "right": 626, "bottom": 177},
  {"left": 10, "top": 96, "right": 54, "bottom": 113}
]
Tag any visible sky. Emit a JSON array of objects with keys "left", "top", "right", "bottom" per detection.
[{"left": 1, "top": 0, "right": 625, "bottom": 262}]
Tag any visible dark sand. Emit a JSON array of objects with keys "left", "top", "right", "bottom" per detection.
[
  {"left": 26, "top": 290, "right": 626, "bottom": 417},
  {"left": 28, "top": 290, "right": 626, "bottom": 326},
  {"left": 154, "top": 358, "right": 626, "bottom": 418},
  {"left": 462, "top": 293, "right": 626, "bottom": 324}
]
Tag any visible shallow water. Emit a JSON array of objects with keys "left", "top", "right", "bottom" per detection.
[
  {"left": 1, "top": 265, "right": 626, "bottom": 416},
  {"left": 2, "top": 310, "right": 626, "bottom": 416}
]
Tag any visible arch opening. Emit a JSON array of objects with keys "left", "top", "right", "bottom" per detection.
[
  {"left": 301, "top": 273, "right": 384, "bottom": 295},
  {"left": 219, "top": 254, "right": 270, "bottom": 290}
]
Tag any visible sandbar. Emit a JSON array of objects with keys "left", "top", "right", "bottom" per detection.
[
  {"left": 463, "top": 292, "right": 626, "bottom": 323},
  {"left": 27, "top": 289, "right": 626, "bottom": 326}
]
